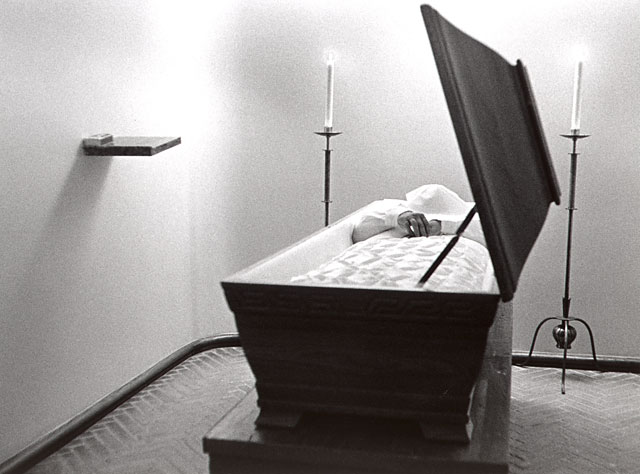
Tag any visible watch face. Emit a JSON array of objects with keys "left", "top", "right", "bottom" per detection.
[{"left": 428, "top": 220, "right": 442, "bottom": 236}]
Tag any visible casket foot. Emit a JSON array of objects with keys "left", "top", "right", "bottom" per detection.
[
  {"left": 419, "top": 419, "right": 473, "bottom": 443},
  {"left": 255, "top": 408, "right": 303, "bottom": 429}
]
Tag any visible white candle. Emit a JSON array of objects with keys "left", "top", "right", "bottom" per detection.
[
  {"left": 570, "top": 60, "right": 583, "bottom": 133},
  {"left": 324, "top": 55, "right": 334, "bottom": 130}
]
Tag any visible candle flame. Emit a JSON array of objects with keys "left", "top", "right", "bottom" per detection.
[
  {"left": 324, "top": 50, "right": 336, "bottom": 64},
  {"left": 570, "top": 45, "right": 589, "bottom": 63}
]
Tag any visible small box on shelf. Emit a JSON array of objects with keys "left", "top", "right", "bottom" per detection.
[{"left": 83, "top": 134, "right": 114, "bottom": 146}]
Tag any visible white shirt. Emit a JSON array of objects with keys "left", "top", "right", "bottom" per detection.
[{"left": 351, "top": 184, "right": 486, "bottom": 246}]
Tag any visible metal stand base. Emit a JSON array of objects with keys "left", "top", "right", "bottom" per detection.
[{"left": 518, "top": 316, "right": 599, "bottom": 394}]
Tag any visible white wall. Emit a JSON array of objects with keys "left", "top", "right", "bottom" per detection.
[
  {"left": 1, "top": 0, "right": 639, "bottom": 464},
  {"left": 0, "top": 0, "right": 203, "bottom": 462}
]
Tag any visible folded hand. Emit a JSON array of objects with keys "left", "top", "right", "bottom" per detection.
[{"left": 397, "top": 211, "right": 442, "bottom": 237}]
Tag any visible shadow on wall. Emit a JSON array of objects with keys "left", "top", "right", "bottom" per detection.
[
  {"left": 9, "top": 147, "right": 112, "bottom": 353},
  {"left": 31, "top": 147, "right": 112, "bottom": 281}
]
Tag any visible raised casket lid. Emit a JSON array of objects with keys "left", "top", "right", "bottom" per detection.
[{"left": 421, "top": 5, "right": 561, "bottom": 302}]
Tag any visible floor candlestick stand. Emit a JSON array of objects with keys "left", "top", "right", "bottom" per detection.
[
  {"left": 314, "top": 129, "right": 342, "bottom": 227},
  {"left": 520, "top": 132, "right": 599, "bottom": 394}
]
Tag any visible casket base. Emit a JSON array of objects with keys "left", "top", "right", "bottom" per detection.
[
  {"left": 255, "top": 389, "right": 475, "bottom": 443},
  {"left": 255, "top": 411, "right": 473, "bottom": 444}
]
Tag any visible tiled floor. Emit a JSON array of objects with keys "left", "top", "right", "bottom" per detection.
[
  {"left": 509, "top": 367, "right": 640, "bottom": 474},
  {"left": 24, "top": 347, "right": 640, "bottom": 474}
]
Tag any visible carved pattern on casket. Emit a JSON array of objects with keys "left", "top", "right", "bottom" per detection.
[{"left": 225, "top": 284, "right": 497, "bottom": 325}]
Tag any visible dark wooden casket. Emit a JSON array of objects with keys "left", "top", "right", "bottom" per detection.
[{"left": 221, "top": 5, "right": 560, "bottom": 443}]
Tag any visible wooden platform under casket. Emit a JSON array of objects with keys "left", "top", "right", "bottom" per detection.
[{"left": 203, "top": 301, "right": 512, "bottom": 474}]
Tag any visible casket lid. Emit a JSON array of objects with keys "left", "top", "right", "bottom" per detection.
[{"left": 421, "top": 5, "right": 561, "bottom": 302}]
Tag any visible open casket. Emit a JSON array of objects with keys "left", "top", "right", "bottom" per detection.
[{"left": 221, "top": 5, "right": 561, "bottom": 443}]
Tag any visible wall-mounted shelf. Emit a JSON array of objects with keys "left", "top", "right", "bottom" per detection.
[{"left": 83, "top": 136, "right": 181, "bottom": 156}]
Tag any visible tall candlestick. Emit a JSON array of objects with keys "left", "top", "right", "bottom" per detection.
[
  {"left": 570, "top": 60, "right": 583, "bottom": 133},
  {"left": 324, "top": 55, "right": 334, "bottom": 130}
]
